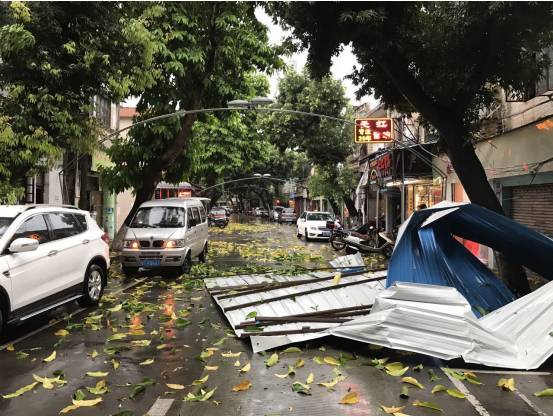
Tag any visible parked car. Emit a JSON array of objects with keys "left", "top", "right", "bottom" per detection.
[
  {"left": 270, "top": 206, "right": 284, "bottom": 222},
  {"left": 121, "top": 198, "right": 208, "bottom": 276},
  {"left": 253, "top": 207, "right": 268, "bottom": 217},
  {"left": 278, "top": 208, "right": 297, "bottom": 224},
  {"left": 0, "top": 204, "right": 110, "bottom": 335},
  {"left": 208, "top": 207, "right": 229, "bottom": 228},
  {"left": 296, "top": 211, "right": 334, "bottom": 240}
]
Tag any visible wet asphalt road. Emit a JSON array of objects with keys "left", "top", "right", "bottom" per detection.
[{"left": 1, "top": 216, "right": 553, "bottom": 416}]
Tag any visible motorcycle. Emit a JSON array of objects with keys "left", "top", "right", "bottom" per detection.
[{"left": 327, "top": 219, "right": 395, "bottom": 258}]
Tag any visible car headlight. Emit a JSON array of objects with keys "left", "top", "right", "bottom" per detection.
[
  {"left": 165, "top": 239, "right": 185, "bottom": 248},
  {"left": 123, "top": 240, "right": 139, "bottom": 249}
]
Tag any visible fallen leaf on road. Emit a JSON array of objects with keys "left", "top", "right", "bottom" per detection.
[
  {"left": 43, "top": 350, "right": 57, "bottom": 363},
  {"left": 414, "top": 364, "right": 424, "bottom": 372},
  {"left": 156, "top": 344, "right": 170, "bottom": 350},
  {"left": 386, "top": 366, "right": 409, "bottom": 377},
  {"left": 292, "top": 381, "right": 311, "bottom": 395},
  {"left": 89, "top": 350, "right": 99, "bottom": 359},
  {"left": 240, "top": 363, "right": 251, "bottom": 373},
  {"left": 106, "top": 333, "right": 127, "bottom": 342},
  {"left": 55, "top": 329, "right": 70, "bottom": 337},
  {"left": 199, "top": 350, "right": 214, "bottom": 361},
  {"left": 139, "top": 359, "right": 154, "bottom": 366},
  {"left": 380, "top": 405, "right": 406, "bottom": 414},
  {"left": 60, "top": 404, "right": 80, "bottom": 414},
  {"left": 221, "top": 351, "right": 241, "bottom": 358},
  {"left": 2, "top": 382, "right": 38, "bottom": 398},
  {"left": 339, "top": 392, "right": 359, "bottom": 404},
  {"left": 87, "top": 380, "right": 108, "bottom": 395},
  {"left": 107, "top": 304, "right": 122, "bottom": 312},
  {"left": 166, "top": 383, "right": 185, "bottom": 390},
  {"left": 192, "top": 375, "right": 209, "bottom": 386},
  {"left": 313, "top": 356, "right": 324, "bottom": 365},
  {"left": 497, "top": 378, "right": 515, "bottom": 392},
  {"left": 86, "top": 371, "right": 109, "bottom": 377},
  {"left": 306, "top": 373, "right": 314, "bottom": 384},
  {"left": 6, "top": 344, "right": 14, "bottom": 351},
  {"left": 323, "top": 356, "right": 340, "bottom": 366},
  {"left": 234, "top": 360, "right": 241, "bottom": 367},
  {"left": 333, "top": 272, "right": 342, "bottom": 285},
  {"left": 111, "top": 359, "right": 120, "bottom": 369},
  {"left": 232, "top": 380, "right": 251, "bottom": 392},
  {"left": 184, "top": 387, "right": 217, "bottom": 402},
  {"left": 412, "top": 400, "right": 443, "bottom": 412},
  {"left": 446, "top": 389, "right": 466, "bottom": 399},
  {"left": 282, "top": 347, "right": 302, "bottom": 354},
  {"left": 534, "top": 388, "right": 553, "bottom": 397},
  {"left": 432, "top": 384, "right": 447, "bottom": 394},
  {"left": 265, "top": 353, "right": 279, "bottom": 367},
  {"left": 402, "top": 377, "right": 424, "bottom": 389},
  {"left": 73, "top": 397, "right": 103, "bottom": 407},
  {"left": 131, "top": 340, "right": 151, "bottom": 347},
  {"left": 295, "top": 358, "right": 305, "bottom": 368},
  {"left": 130, "top": 378, "right": 155, "bottom": 399},
  {"left": 205, "top": 365, "right": 219, "bottom": 371},
  {"left": 33, "top": 374, "right": 66, "bottom": 389},
  {"left": 400, "top": 386, "right": 409, "bottom": 398},
  {"left": 428, "top": 369, "right": 441, "bottom": 382}
]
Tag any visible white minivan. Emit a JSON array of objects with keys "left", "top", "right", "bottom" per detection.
[{"left": 121, "top": 198, "right": 208, "bottom": 276}]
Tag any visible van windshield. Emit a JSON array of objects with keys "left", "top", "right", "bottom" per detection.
[
  {"left": 0, "top": 217, "right": 14, "bottom": 238},
  {"left": 130, "top": 206, "right": 185, "bottom": 228}
]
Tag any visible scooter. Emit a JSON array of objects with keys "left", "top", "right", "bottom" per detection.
[{"left": 327, "top": 219, "right": 395, "bottom": 258}]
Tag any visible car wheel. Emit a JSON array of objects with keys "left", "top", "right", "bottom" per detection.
[
  {"left": 304, "top": 228, "right": 310, "bottom": 241},
  {"left": 0, "top": 307, "right": 5, "bottom": 341},
  {"left": 78, "top": 264, "right": 105, "bottom": 308},
  {"left": 198, "top": 243, "right": 208, "bottom": 263},
  {"left": 179, "top": 253, "right": 192, "bottom": 275},
  {"left": 297, "top": 227, "right": 302, "bottom": 238},
  {"left": 122, "top": 265, "right": 138, "bottom": 277}
]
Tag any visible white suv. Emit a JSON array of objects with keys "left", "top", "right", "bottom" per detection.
[{"left": 0, "top": 205, "right": 110, "bottom": 335}]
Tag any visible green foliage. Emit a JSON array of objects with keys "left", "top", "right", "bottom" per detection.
[
  {"left": 263, "top": 69, "right": 354, "bottom": 167},
  {"left": 0, "top": 2, "right": 156, "bottom": 199},
  {"left": 270, "top": 2, "right": 553, "bottom": 134},
  {"left": 102, "top": 2, "right": 283, "bottom": 198},
  {"left": 307, "top": 164, "right": 358, "bottom": 205}
]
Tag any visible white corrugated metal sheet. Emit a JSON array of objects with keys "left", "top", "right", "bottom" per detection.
[
  {"left": 205, "top": 269, "right": 387, "bottom": 352},
  {"left": 330, "top": 280, "right": 553, "bottom": 369}
]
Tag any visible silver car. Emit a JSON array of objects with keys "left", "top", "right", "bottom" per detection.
[{"left": 121, "top": 198, "right": 208, "bottom": 275}]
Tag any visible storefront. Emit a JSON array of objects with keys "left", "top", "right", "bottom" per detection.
[
  {"left": 154, "top": 181, "right": 195, "bottom": 199},
  {"left": 359, "top": 143, "right": 442, "bottom": 232}
]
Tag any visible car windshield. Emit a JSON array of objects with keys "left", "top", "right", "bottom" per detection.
[
  {"left": 130, "top": 206, "right": 185, "bottom": 228},
  {"left": 307, "top": 212, "right": 333, "bottom": 221},
  {"left": 0, "top": 217, "right": 14, "bottom": 238}
]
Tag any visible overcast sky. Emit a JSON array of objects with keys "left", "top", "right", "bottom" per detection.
[
  {"left": 124, "top": 9, "right": 377, "bottom": 109},
  {"left": 254, "top": 8, "right": 377, "bottom": 108}
]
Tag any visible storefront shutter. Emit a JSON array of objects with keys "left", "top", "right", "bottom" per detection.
[
  {"left": 511, "top": 184, "right": 553, "bottom": 238},
  {"left": 510, "top": 184, "right": 553, "bottom": 283}
]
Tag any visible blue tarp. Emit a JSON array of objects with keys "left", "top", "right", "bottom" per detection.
[{"left": 387, "top": 203, "right": 553, "bottom": 316}]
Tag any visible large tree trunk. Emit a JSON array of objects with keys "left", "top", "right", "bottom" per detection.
[
  {"left": 342, "top": 195, "right": 358, "bottom": 219},
  {"left": 376, "top": 58, "right": 529, "bottom": 295},
  {"left": 444, "top": 128, "right": 530, "bottom": 296},
  {"left": 327, "top": 196, "right": 340, "bottom": 216}
]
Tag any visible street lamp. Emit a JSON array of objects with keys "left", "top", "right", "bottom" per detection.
[
  {"left": 227, "top": 97, "right": 274, "bottom": 109},
  {"left": 253, "top": 173, "right": 271, "bottom": 177}
]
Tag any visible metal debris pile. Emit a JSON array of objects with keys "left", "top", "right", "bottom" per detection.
[{"left": 204, "top": 256, "right": 387, "bottom": 352}]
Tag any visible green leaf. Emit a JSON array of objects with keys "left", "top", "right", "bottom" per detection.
[
  {"left": 413, "top": 400, "right": 444, "bottom": 412},
  {"left": 534, "top": 388, "right": 553, "bottom": 397},
  {"left": 245, "top": 311, "right": 258, "bottom": 319},
  {"left": 432, "top": 384, "right": 447, "bottom": 394},
  {"left": 281, "top": 347, "right": 302, "bottom": 354},
  {"left": 2, "top": 382, "right": 38, "bottom": 398},
  {"left": 400, "top": 386, "right": 409, "bottom": 398},
  {"left": 446, "top": 389, "right": 466, "bottom": 399},
  {"left": 129, "top": 378, "right": 155, "bottom": 399},
  {"left": 292, "top": 381, "right": 311, "bottom": 395},
  {"left": 265, "top": 353, "right": 279, "bottom": 367}
]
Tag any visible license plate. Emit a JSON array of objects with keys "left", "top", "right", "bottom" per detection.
[
  {"left": 322, "top": 232, "right": 330, "bottom": 237},
  {"left": 140, "top": 259, "right": 161, "bottom": 267}
]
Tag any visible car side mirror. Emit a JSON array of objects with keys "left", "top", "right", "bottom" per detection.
[{"left": 9, "top": 237, "right": 39, "bottom": 253}]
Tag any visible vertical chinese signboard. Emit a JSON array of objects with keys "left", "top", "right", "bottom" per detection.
[{"left": 355, "top": 118, "right": 393, "bottom": 143}]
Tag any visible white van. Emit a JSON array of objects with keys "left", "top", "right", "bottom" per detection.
[{"left": 121, "top": 198, "right": 208, "bottom": 276}]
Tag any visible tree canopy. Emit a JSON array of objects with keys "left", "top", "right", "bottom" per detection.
[
  {"left": 268, "top": 1, "right": 553, "bottom": 294},
  {"left": 102, "top": 2, "right": 283, "bottom": 224},
  {"left": 0, "top": 2, "right": 155, "bottom": 202}
]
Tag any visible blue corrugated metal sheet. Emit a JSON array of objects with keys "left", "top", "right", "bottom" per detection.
[{"left": 387, "top": 203, "right": 553, "bottom": 315}]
